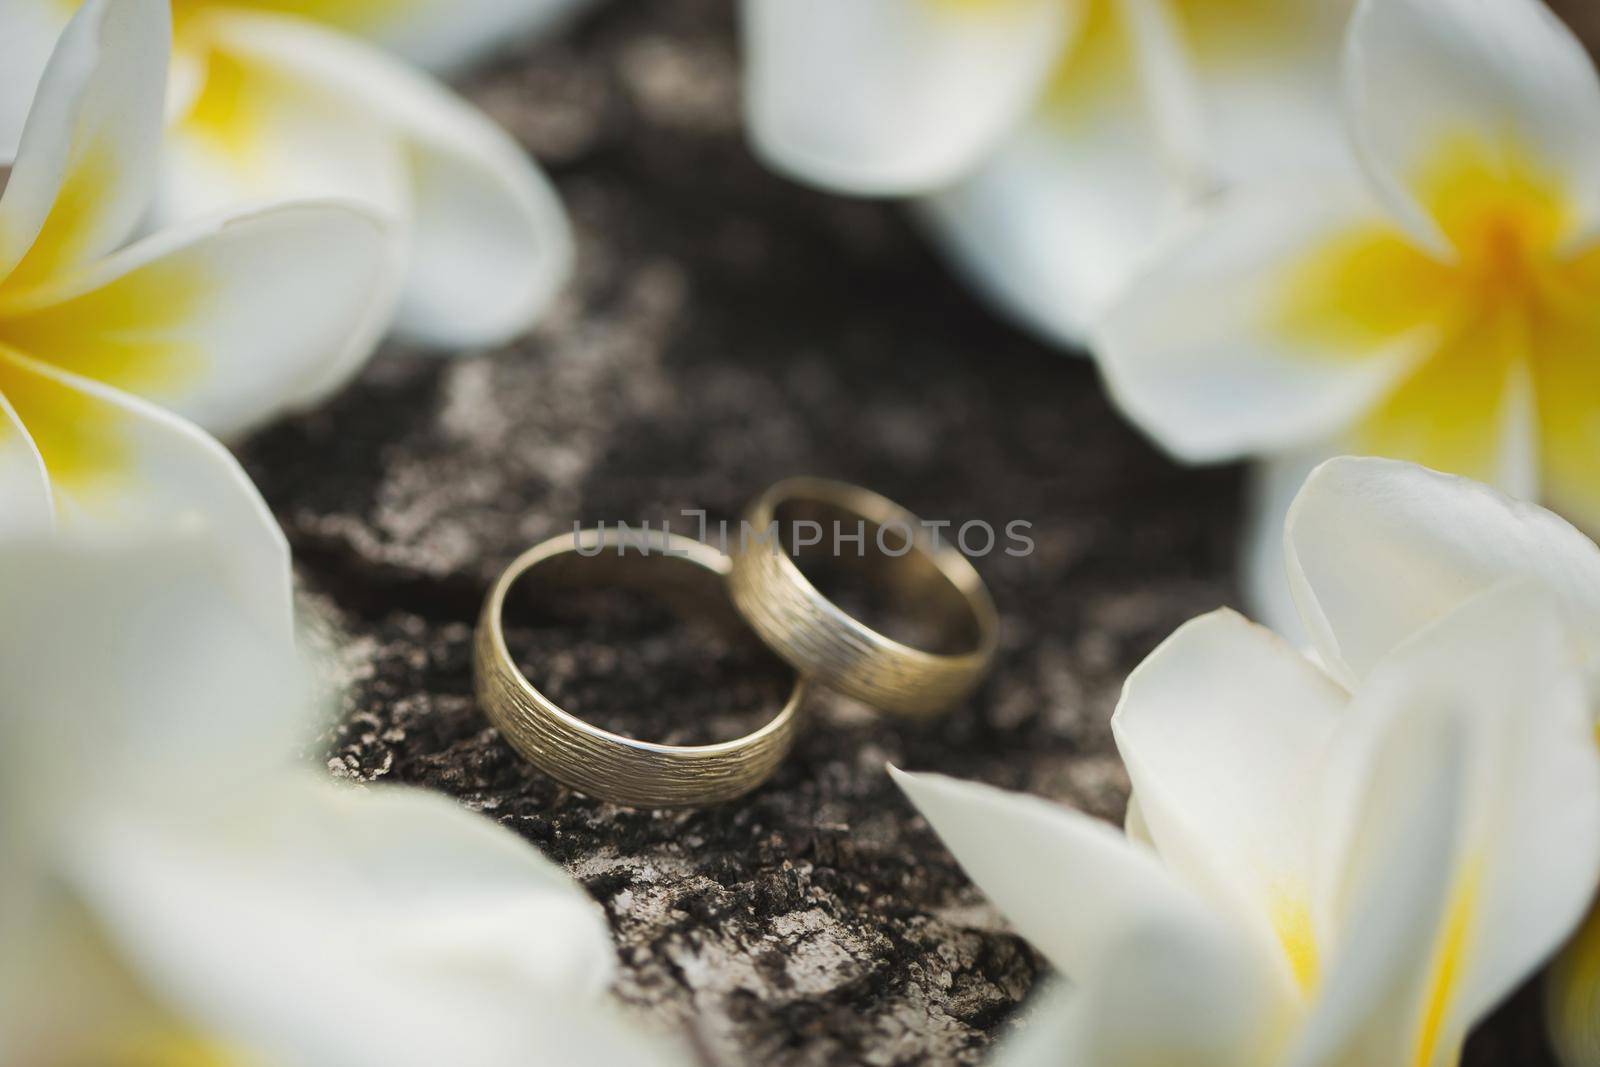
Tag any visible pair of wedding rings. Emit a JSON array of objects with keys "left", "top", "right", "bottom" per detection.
[{"left": 473, "top": 478, "right": 999, "bottom": 807}]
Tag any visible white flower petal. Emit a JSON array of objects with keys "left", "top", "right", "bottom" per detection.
[
  {"left": 995, "top": 976, "right": 1275, "bottom": 1067},
  {"left": 352, "top": 0, "right": 598, "bottom": 73},
  {"left": 394, "top": 110, "right": 569, "bottom": 348},
  {"left": 0, "top": 388, "right": 53, "bottom": 536},
  {"left": 1344, "top": 0, "right": 1600, "bottom": 251},
  {"left": 0, "top": 529, "right": 300, "bottom": 1059},
  {"left": 1118, "top": 0, "right": 1355, "bottom": 192},
  {"left": 1062, "top": 924, "right": 1282, "bottom": 1067},
  {"left": 1388, "top": 583, "right": 1600, "bottom": 1021},
  {"left": 920, "top": 0, "right": 1176, "bottom": 351},
  {"left": 892, "top": 767, "right": 1283, "bottom": 1067},
  {"left": 925, "top": 0, "right": 1353, "bottom": 354},
  {"left": 1196, "top": 1, "right": 1352, "bottom": 188},
  {"left": 70, "top": 777, "right": 678, "bottom": 1067},
  {"left": 0, "top": 1, "right": 70, "bottom": 162},
  {"left": 1242, "top": 447, "right": 1334, "bottom": 648},
  {"left": 740, "top": 0, "right": 1073, "bottom": 194},
  {"left": 1304, "top": 582, "right": 1600, "bottom": 1065},
  {"left": 0, "top": 0, "right": 167, "bottom": 286},
  {"left": 0, "top": 346, "right": 292, "bottom": 640},
  {"left": 170, "top": 11, "right": 570, "bottom": 348},
  {"left": 1111, "top": 608, "right": 1344, "bottom": 997},
  {"left": 0, "top": 527, "right": 303, "bottom": 823},
  {"left": 1288, "top": 687, "right": 1470, "bottom": 1067},
  {"left": 164, "top": 19, "right": 406, "bottom": 216},
  {"left": 1119, "top": 0, "right": 1210, "bottom": 180},
  {"left": 2, "top": 199, "right": 399, "bottom": 436},
  {"left": 921, "top": 110, "right": 1184, "bottom": 350},
  {"left": 179, "top": 0, "right": 594, "bottom": 73},
  {"left": 1124, "top": 792, "right": 1153, "bottom": 847},
  {"left": 891, "top": 766, "right": 1186, "bottom": 974},
  {"left": 1286, "top": 456, "right": 1600, "bottom": 688},
  {"left": 1095, "top": 180, "right": 1425, "bottom": 463}
]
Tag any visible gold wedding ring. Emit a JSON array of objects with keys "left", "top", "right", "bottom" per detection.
[
  {"left": 729, "top": 478, "right": 998, "bottom": 717},
  {"left": 474, "top": 528, "right": 805, "bottom": 807}
]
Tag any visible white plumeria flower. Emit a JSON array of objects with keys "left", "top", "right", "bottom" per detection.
[
  {"left": 894, "top": 576, "right": 1600, "bottom": 1067},
  {"left": 1096, "top": 0, "right": 1600, "bottom": 622},
  {"left": 0, "top": 528, "right": 686, "bottom": 1067},
  {"left": 741, "top": 0, "right": 1351, "bottom": 346},
  {"left": 4, "top": 0, "right": 583, "bottom": 349},
  {"left": 0, "top": 0, "right": 397, "bottom": 632},
  {"left": 1285, "top": 455, "right": 1600, "bottom": 1067}
]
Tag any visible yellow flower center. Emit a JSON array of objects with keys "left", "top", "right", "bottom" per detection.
[
  {"left": 1277, "top": 135, "right": 1600, "bottom": 501},
  {"left": 0, "top": 133, "right": 205, "bottom": 501},
  {"left": 0, "top": 231, "right": 205, "bottom": 497},
  {"left": 1464, "top": 213, "right": 1544, "bottom": 295},
  {"left": 1425, "top": 136, "right": 1576, "bottom": 316}
]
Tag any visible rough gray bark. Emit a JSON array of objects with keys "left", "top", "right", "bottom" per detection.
[{"left": 241, "top": 2, "right": 1590, "bottom": 1063}]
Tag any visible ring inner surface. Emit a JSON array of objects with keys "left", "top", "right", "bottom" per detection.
[
  {"left": 773, "top": 498, "right": 983, "bottom": 657},
  {"left": 501, "top": 550, "right": 794, "bottom": 746}
]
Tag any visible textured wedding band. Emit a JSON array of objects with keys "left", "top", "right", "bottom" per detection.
[
  {"left": 729, "top": 478, "right": 998, "bottom": 717},
  {"left": 474, "top": 528, "right": 805, "bottom": 807}
]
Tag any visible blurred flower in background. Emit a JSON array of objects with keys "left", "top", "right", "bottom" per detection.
[
  {"left": 3, "top": 0, "right": 585, "bottom": 349},
  {"left": 1096, "top": 0, "right": 1600, "bottom": 628},
  {"left": 741, "top": 0, "right": 1351, "bottom": 347},
  {"left": 894, "top": 572, "right": 1600, "bottom": 1065},
  {"left": 0, "top": 527, "right": 688, "bottom": 1067},
  {"left": 0, "top": 0, "right": 396, "bottom": 632}
]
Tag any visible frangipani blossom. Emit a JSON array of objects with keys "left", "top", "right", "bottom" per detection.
[
  {"left": 0, "top": 0, "right": 396, "bottom": 631},
  {"left": 1285, "top": 455, "right": 1600, "bottom": 1066},
  {"left": 5, "top": 0, "right": 582, "bottom": 349},
  {"left": 0, "top": 529, "right": 685, "bottom": 1067},
  {"left": 1097, "top": 0, "right": 1600, "bottom": 617},
  {"left": 894, "top": 578, "right": 1600, "bottom": 1066},
  {"left": 741, "top": 0, "right": 1351, "bottom": 346}
]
